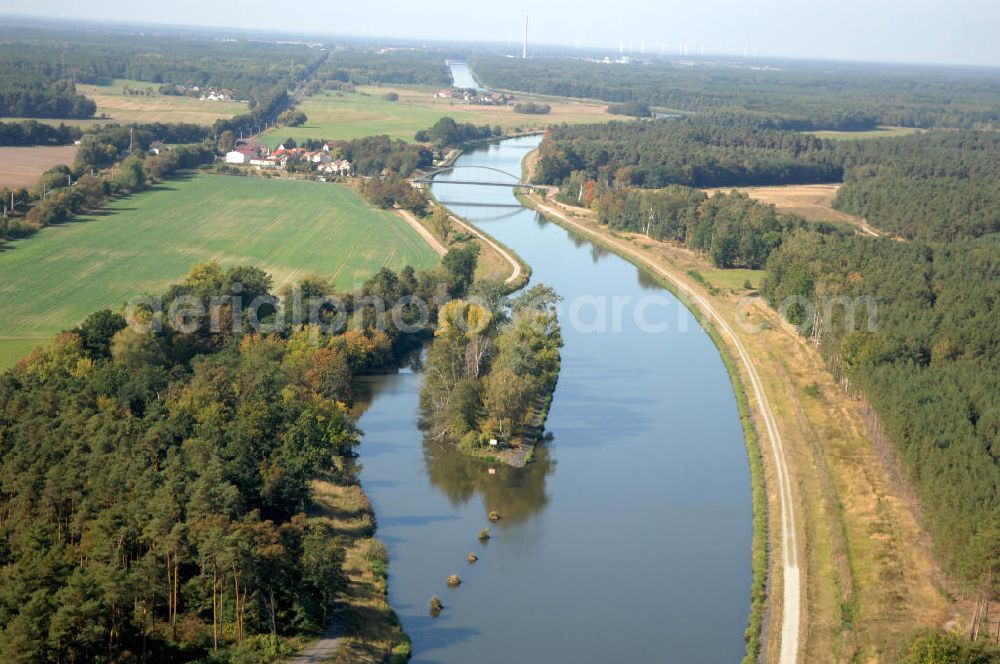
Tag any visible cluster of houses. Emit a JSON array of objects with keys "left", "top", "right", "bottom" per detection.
[
  {"left": 156, "top": 83, "right": 242, "bottom": 101},
  {"left": 434, "top": 88, "right": 515, "bottom": 106},
  {"left": 200, "top": 88, "right": 235, "bottom": 102},
  {"left": 224, "top": 140, "right": 353, "bottom": 176}
]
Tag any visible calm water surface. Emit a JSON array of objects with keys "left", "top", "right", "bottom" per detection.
[
  {"left": 447, "top": 61, "right": 481, "bottom": 90},
  {"left": 353, "top": 136, "right": 752, "bottom": 663}
]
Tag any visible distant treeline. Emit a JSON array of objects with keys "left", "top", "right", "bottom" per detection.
[
  {"left": 0, "top": 25, "right": 327, "bottom": 103},
  {"left": 536, "top": 119, "right": 842, "bottom": 189},
  {"left": 0, "top": 120, "right": 82, "bottom": 146},
  {"left": 0, "top": 79, "right": 95, "bottom": 119},
  {"left": 607, "top": 100, "right": 651, "bottom": 117},
  {"left": 307, "top": 49, "right": 451, "bottom": 91},
  {"left": 539, "top": 120, "right": 1000, "bottom": 242},
  {"left": 414, "top": 116, "right": 501, "bottom": 147},
  {"left": 470, "top": 55, "right": 1000, "bottom": 130},
  {"left": 212, "top": 88, "right": 291, "bottom": 138}
]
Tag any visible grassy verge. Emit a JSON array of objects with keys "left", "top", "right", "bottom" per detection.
[{"left": 309, "top": 460, "right": 412, "bottom": 663}]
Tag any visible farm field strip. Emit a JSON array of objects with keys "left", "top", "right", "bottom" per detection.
[
  {"left": 75, "top": 78, "right": 247, "bottom": 125},
  {"left": 0, "top": 145, "right": 78, "bottom": 188},
  {"left": 807, "top": 126, "right": 921, "bottom": 140},
  {"left": 703, "top": 183, "right": 883, "bottom": 235},
  {"left": 260, "top": 85, "right": 609, "bottom": 145}
]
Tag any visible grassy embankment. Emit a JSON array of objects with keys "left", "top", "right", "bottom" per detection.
[
  {"left": 308, "top": 461, "right": 412, "bottom": 663},
  {"left": 259, "top": 85, "right": 609, "bottom": 146},
  {"left": 521, "top": 191, "right": 956, "bottom": 663},
  {"left": 0, "top": 173, "right": 440, "bottom": 368}
]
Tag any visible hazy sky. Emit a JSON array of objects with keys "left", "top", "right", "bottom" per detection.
[{"left": 6, "top": 0, "right": 998, "bottom": 67}]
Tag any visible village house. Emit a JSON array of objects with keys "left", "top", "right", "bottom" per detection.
[
  {"left": 249, "top": 156, "right": 280, "bottom": 169},
  {"left": 303, "top": 151, "right": 332, "bottom": 165},
  {"left": 318, "top": 159, "right": 353, "bottom": 176}
]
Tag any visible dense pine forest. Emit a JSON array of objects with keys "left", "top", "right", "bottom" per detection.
[
  {"left": 471, "top": 54, "right": 1000, "bottom": 130},
  {"left": 0, "top": 260, "right": 450, "bottom": 662},
  {"left": 0, "top": 23, "right": 326, "bottom": 107},
  {"left": 538, "top": 120, "right": 1000, "bottom": 241},
  {"left": 536, "top": 119, "right": 842, "bottom": 189},
  {"left": 764, "top": 232, "right": 1000, "bottom": 592},
  {"left": 308, "top": 49, "right": 451, "bottom": 90}
]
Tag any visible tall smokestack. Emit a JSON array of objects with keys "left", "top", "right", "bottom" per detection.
[{"left": 523, "top": 15, "right": 528, "bottom": 59}]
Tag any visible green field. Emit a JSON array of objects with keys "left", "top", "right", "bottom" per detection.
[
  {"left": 807, "top": 126, "right": 921, "bottom": 140},
  {"left": 0, "top": 174, "right": 438, "bottom": 367},
  {"left": 701, "top": 268, "right": 764, "bottom": 290},
  {"left": 260, "top": 85, "right": 610, "bottom": 146}
]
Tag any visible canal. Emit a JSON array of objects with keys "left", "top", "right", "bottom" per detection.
[{"left": 353, "top": 135, "right": 753, "bottom": 663}]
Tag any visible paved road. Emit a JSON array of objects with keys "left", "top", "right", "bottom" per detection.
[{"left": 532, "top": 197, "right": 801, "bottom": 664}]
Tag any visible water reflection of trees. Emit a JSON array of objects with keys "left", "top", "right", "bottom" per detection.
[
  {"left": 551, "top": 219, "right": 611, "bottom": 263},
  {"left": 352, "top": 372, "right": 556, "bottom": 528},
  {"left": 422, "top": 438, "right": 555, "bottom": 527},
  {"left": 635, "top": 265, "right": 662, "bottom": 290}
]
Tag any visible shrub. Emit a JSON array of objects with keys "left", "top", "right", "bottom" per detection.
[{"left": 513, "top": 101, "right": 551, "bottom": 115}]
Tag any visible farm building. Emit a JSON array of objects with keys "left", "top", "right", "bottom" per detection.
[{"left": 225, "top": 150, "right": 251, "bottom": 164}]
